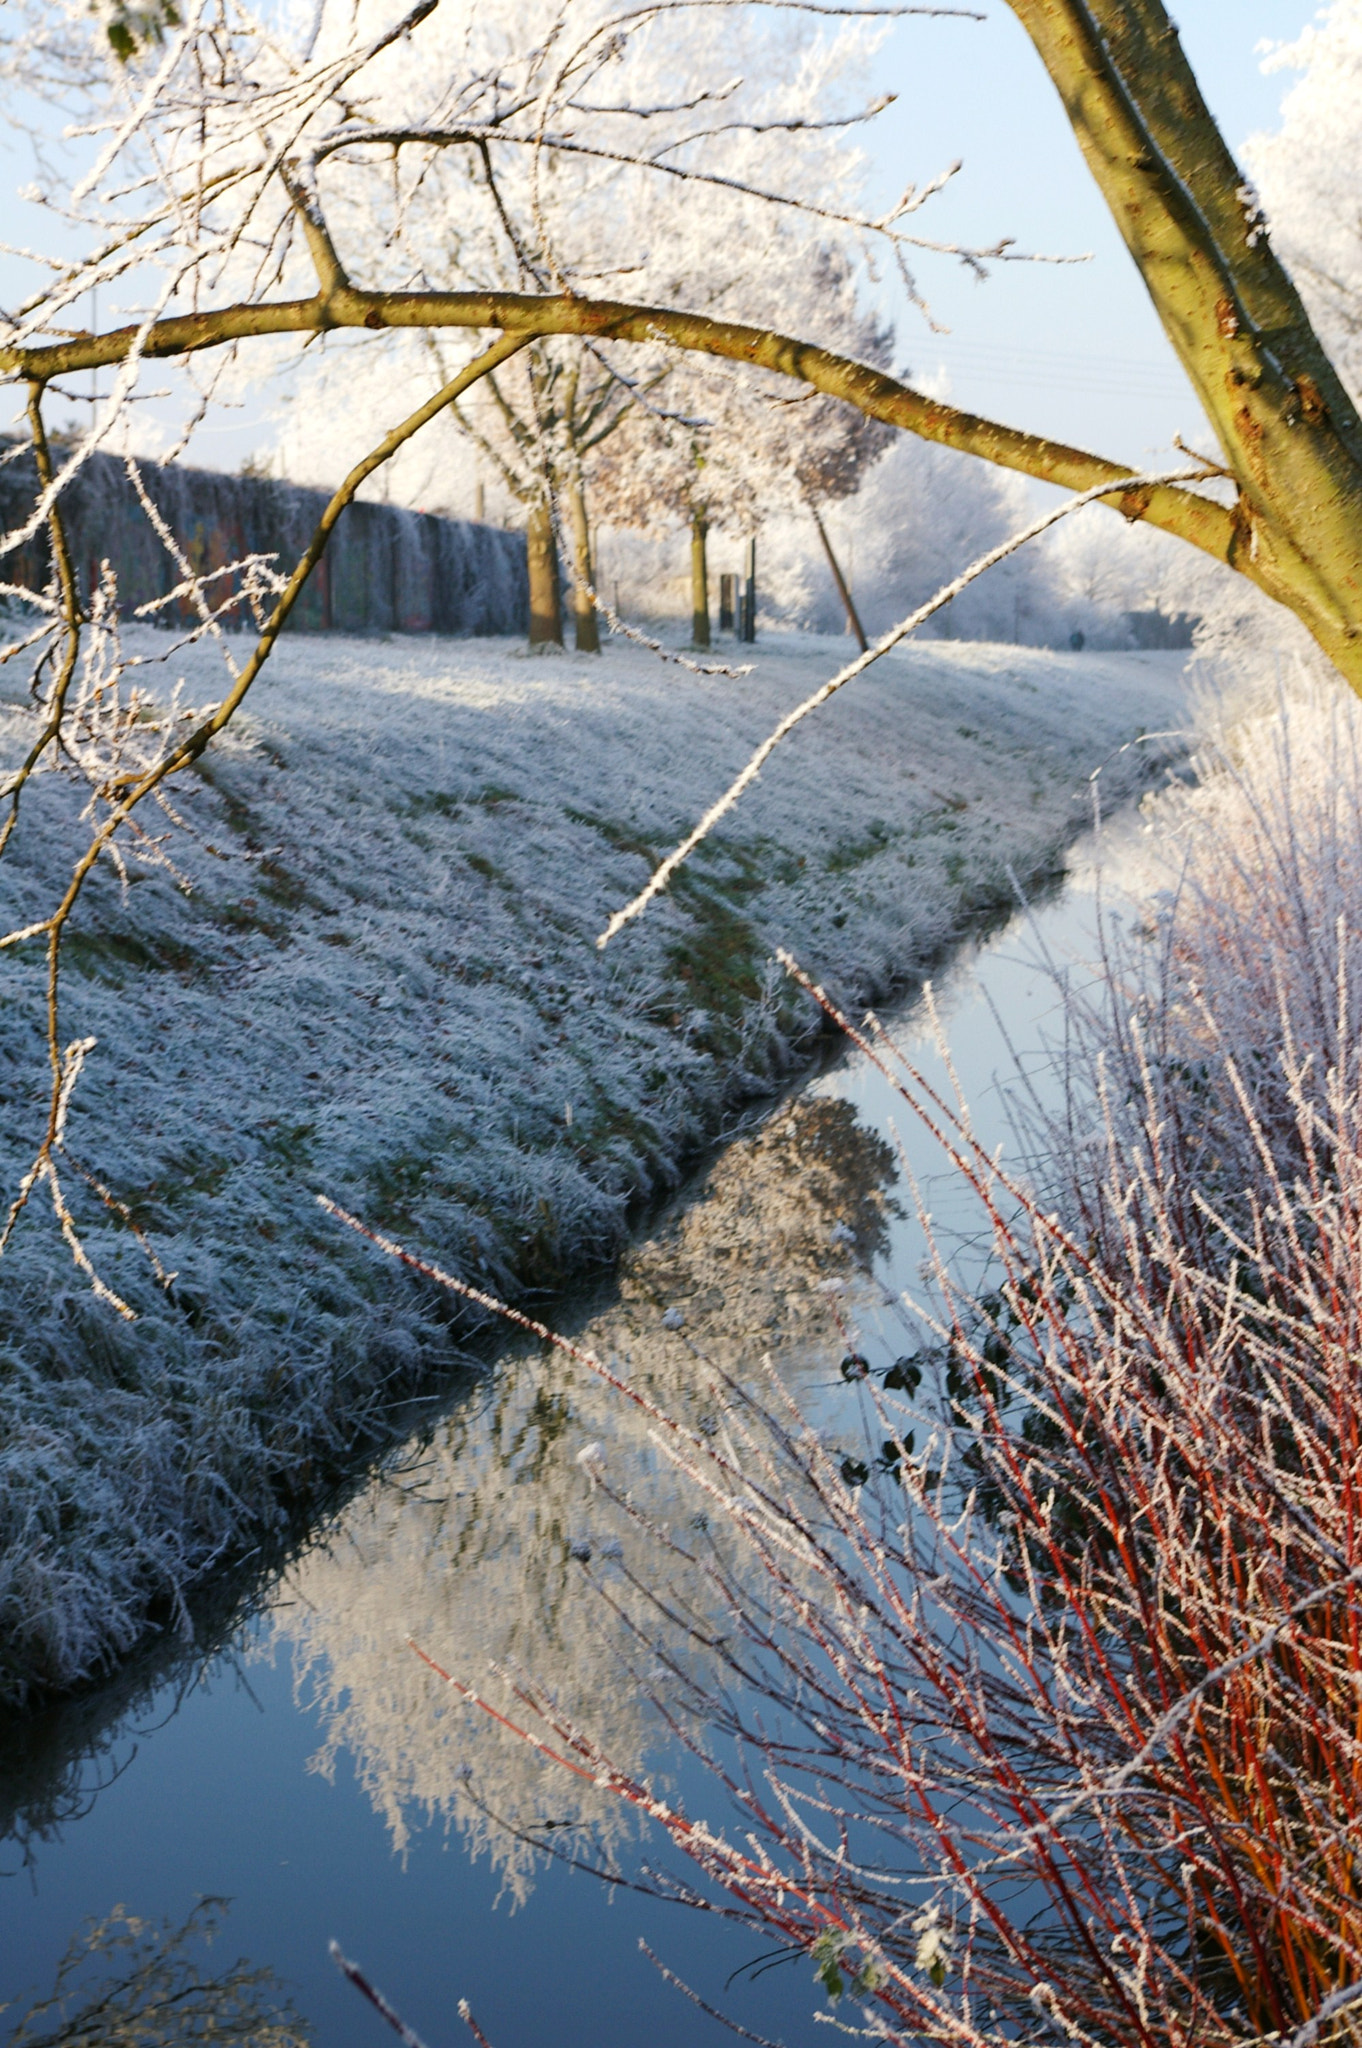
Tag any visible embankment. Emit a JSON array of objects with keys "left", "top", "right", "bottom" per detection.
[{"left": 0, "top": 627, "right": 1194, "bottom": 1704}]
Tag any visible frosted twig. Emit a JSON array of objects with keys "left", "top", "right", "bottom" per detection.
[
  {"left": 61, "top": 1150, "right": 176, "bottom": 1290},
  {"left": 0, "top": 1036, "right": 137, "bottom": 1318},
  {"left": 589, "top": 582, "right": 754, "bottom": 677},
  {"left": 1285, "top": 1982, "right": 1362, "bottom": 2048},
  {"left": 638, "top": 1940, "right": 789, "bottom": 2047},
  {"left": 315, "top": 119, "right": 1049, "bottom": 279},
  {"left": 329, "top": 1942, "right": 433, "bottom": 2048},
  {"left": 123, "top": 456, "right": 244, "bottom": 676},
  {"left": 596, "top": 466, "right": 1213, "bottom": 947},
  {"left": 458, "top": 1999, "right": 498, "bottom": 2048}
]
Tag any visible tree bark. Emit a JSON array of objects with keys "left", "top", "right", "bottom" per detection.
[
  {"left": 691, "top": 511, "right": 711, "bottom": 647},
  {"left": 1007, "top": 0, "right": 1362, "bottom": 685},
  {"left": 564, "top": 468, "right": 599, "bottom": 654},
  {"left": 27, "top": 0, "right": 1362, "bottom": 693},
  {"left": 526, "top": 497, "right": 562, "bottom": 648}
]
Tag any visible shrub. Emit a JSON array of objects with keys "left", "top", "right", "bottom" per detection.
[{"left": 390, "top": 667, "right": 1362, "bottom": 2047}]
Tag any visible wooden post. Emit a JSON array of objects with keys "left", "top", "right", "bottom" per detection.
[
  {"left": 719, "top": 573, "right": 735, "bottom": 632},
  {"left": 740, "top": 535, "right": 757, "bottom": 643},
  {"left": 808, "top": 499, "right": 868, "bottom": 653}
]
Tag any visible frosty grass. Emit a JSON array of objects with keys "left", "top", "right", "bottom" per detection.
[{"left": 0, "top": 625, "right": 1192, "bottom": 1701}]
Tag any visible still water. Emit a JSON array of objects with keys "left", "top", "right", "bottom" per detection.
[{"left": 0, "top": 820, "right": 1148, "bottom": 2047}]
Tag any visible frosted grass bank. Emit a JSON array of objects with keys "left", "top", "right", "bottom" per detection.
[
  {"left": 0, "top": 802, "right": 1182, "bottom": 2048},
  {"left": 0, "top": 626, "right": 1193, "bottom": 1703}
]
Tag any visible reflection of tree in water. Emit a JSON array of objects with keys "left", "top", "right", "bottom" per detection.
[
  {"left": 0, "top": 1387, "right": 480, "bottom": 1862},
  {"left": 274, "top": 1097, "right": 897, "bottom": 1898},
  {"left": 5, "top": 1898, "right": 307, "bottom": 2046}
]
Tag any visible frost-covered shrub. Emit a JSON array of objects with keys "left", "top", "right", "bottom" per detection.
[
  {"left": 1058, "top": 662, "right": 1362, "bottom": 1244},
  {"left": 417, "top": 663, "right": 1362, "bottom": 2048}
]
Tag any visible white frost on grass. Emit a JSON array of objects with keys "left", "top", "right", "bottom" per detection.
[{"left": 0, "top": 625, "right": 1194, "bottom": 1701}]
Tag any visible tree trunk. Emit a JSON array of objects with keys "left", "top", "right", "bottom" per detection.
[
  {"left": 564, "top": 468, "right": 600, "bottom": 654},
  {"left": 1007, "top": 0, "right": 1362, "bottom": 689},
  {"left": 526, "top": 497, "right": 562, "bottom": 648},
  {"left": 691, "top": 511, "right": 710, "bottom": 647}
]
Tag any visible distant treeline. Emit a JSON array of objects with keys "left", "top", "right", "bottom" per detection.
[
  {"left": 0, "top": 444, "right": 528, "bottom": 637},
  {"left": 1125, "top": 608, "right": 1198, "bottom": 651}
]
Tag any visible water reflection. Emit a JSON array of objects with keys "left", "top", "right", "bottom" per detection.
[
  {"left": 5, "top": 1897, "right": 308, "bottom": 2045},
  {"left": 0, "top": 824, "right": 1149, "bottom": 2048},
  {"left": 273, "top": 1096, "right": 898, "bottom": 1895},
  {"left": 0, "top": 1595, "right": 256, "bottom": 1868}
]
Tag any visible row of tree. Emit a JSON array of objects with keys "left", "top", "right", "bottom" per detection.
[
  {"left": 273, "top": 274, "right": 897, "bottom": 653},
  {"left": 248, "top": 0, "right": 1362, "bottom": 663}
]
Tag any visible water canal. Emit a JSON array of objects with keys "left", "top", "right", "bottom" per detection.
[{"left": 0, "top": 813, "right": 1153, "bottom": 2048}]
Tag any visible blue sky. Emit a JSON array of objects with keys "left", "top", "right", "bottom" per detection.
[
  {"left": 865, "top": 1, "right": 1317, "bottom": 463},
  {"left": 1, "top": 2, "right": 1322, "bottom": 471}
]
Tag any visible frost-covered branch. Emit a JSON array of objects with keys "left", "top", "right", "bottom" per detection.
[
  {"left": 0, "top": 331, "right": 527, "bottom": 1304},
  {"left": 595, "top": 465, "right": 1216, "bottom": 947}
]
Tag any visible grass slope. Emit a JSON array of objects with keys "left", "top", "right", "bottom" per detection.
[{"left": 0, "top": 626, "right": 1192, "bottom": 1703}]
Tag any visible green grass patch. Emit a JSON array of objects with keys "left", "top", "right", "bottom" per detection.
[
  {"left": 406, "top": 790, "right": 462, "bottom": 819},
  {"left": 257, "top": 855, "right": 314, "bottom": 912},
  {"left": 258, "top": 1120, "right": 316, "bottom": 1170},
  {"left": 122, "top": 1150, "right": 233, "bottom": 1230},
  {"left": 910, "top": 799, "right": 968, "bottom": 840},
  {"left": 366, "top": 1146, "right": 440, "bottom": 1229},
  {"left": 665, "top": 884, "right": 763, "bottom": 1052},
  {"left": 563, "top": 805, "right": 658, "bottom": 866},
  {"left": 407, "top": 783, "right": 521, "bottom": 821},
  {"left": 825, "top": 818, "right": 898, "bottom": 875},
  {"left": 691, "top": 836, "right": 770, "bottom": 901},
  {"left": 216, "top": 897, "right": 292, "bottom": 941},
  {"left": 63, "top": 927, "right": 205, "bottom": 985}
]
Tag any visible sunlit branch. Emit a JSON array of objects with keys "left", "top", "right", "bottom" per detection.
[
  {"left": 0, "top": 291, "right": 1238, "bottom": 571},
  {"left": 0, "top": 331, "right": 529, "bottom": 1304}
]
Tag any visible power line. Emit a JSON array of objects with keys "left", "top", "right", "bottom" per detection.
[{"left": 915, "top": 337, "right": 1193, "bottom": 404}]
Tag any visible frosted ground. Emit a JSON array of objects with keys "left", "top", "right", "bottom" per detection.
[{"left": 0, "top": 625, "right": 1193, "bottom": 1703}]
